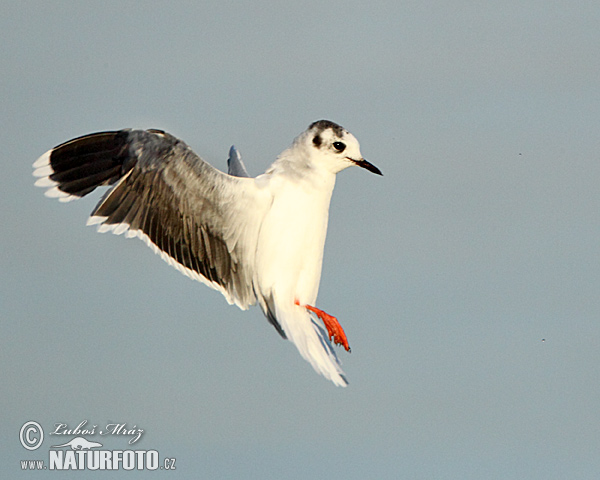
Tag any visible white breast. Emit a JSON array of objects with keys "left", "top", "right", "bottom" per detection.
[{"left": 255, "top": 171, "right": 336, "bottom": 306}]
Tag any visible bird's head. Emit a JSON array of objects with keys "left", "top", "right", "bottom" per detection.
[{"left": 300, "top": 120, "right": 382, "bottom": 176}]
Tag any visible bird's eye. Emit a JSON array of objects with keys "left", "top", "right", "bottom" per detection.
[{"left": 332, "top": 141, "right": 346, "bottom": 152}]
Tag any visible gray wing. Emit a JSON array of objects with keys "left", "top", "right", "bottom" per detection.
[
  {"left": 227, "top": 145, "right": 249, "bottom": 177},
  {"left": 33, "top": 129, "right": 272, "bottom": 309}
]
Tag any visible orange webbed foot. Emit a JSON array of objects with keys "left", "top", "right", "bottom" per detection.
[{"left": 295, "top": 299, "right": 351, "bottom": 352}]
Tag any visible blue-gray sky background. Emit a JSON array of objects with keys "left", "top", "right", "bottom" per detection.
[{"left": 2, "top": 1, "right": 600, "bottom": 478}]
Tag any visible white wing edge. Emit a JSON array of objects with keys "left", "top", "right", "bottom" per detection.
[
  {"left": 85, "top": 214, "right": 249, "bottom": 309},
  {"left": 33, "top": 150, "right": 79, "bottom": 202}
]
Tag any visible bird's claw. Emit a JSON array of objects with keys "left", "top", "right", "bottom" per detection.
[{"left": 295, "top": 299, "right": 351, "bottom": 351}]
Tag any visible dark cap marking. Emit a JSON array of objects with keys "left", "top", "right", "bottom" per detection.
[{"left": 309, "top": 120, "right": 345, "bottom": 138}]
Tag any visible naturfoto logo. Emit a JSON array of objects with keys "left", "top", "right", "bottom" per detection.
[{"left": 19, "top": 420, "right": 176, "bottom": 472}]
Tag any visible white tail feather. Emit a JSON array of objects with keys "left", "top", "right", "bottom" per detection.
[{"left": 275, "top": 303, "right": 348, "bottom": 387}]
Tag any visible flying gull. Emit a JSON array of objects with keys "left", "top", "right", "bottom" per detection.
[{"left": 33, "top": 120, "right": 382, "bottom": 386}]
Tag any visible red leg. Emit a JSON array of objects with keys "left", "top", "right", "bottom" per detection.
[{"left": 295, "top": 299, "right": 351, "bottom": 352}]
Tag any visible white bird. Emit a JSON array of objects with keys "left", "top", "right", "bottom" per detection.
[{"left": 32, "top": 120, "right": 382, "bottom": 386}]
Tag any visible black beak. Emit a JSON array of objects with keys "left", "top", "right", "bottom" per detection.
[{"left": 350, "top": 158, "right": 383, "bottom": 176}]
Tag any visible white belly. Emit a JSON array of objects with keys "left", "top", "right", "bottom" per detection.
[{"left": 255, "top": 175, "right": 335, "bottom": 305}]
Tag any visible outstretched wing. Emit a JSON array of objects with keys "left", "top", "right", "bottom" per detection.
[
  {"left": 33, "top": 129, "right": 272, "bottom": 309},
  {"left": 227, "top": 145, "right": 250, "bottom": 177}
]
